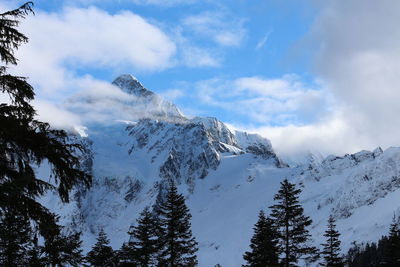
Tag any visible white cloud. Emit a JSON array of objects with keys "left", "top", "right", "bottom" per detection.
[
  {"left": 15, "top": 6, "right": 175, "bottom": 93},
  {"left": 131, "top": 0, "right": 197, "bottom": 6},
  {"left": 195, "top": 75, "right": 328, "bottom": 125},
  {"left": 180, "top": 45, "right": 220, "bottom": 67},
  {"left": 309, "top": 0, "right": 400, "bottom": 150},
  {"left": 183, "top": 12, "right": 246, "bottom": 47},
  {"left": 0, "top": 5, "right": 179, "bottom": 128},
  {"left": 172, "top": 28, "right": 221, "bottom": 67},
  {"left": 160, "top": 89, "right": 185, "bottom": 101},
  {"left": 33, "top": 100, "right": 82, "bottom": 131},
  {"left": 243, "top": 114, "right": 365, "bottom": 161},
  {"left": 68, "top": 0, "right": 198, "bottom": 7},
  {"left": 246, "top": 0, "right": 400, "bottom": 159},
  {"left": 255, "top": 29, "right": 273, "bottom": 50}
]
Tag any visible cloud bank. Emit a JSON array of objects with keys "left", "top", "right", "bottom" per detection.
[
  {"left": 249, "top": 0, "right": 400, "bottom": 159},
  {"left": 13, "top": 6, "right": 176, "bottom": 93}
]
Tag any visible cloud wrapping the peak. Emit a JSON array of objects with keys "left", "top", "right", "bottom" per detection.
[{"left": 0, "top": 5, "right": 179, "bottom": 128}]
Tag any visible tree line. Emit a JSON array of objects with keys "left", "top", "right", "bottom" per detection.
[
  {"left": 242, "top": 179, "right": 400, "bottom": 267},
  {"left": 242, "top": 179, "right": 341, "bottom": 267}
]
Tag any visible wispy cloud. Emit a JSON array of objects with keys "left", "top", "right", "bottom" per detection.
[
  {"left": 131, "top": 0, "right": 198, "bottom": 6},
  {"left": 182, "top": 12, "right": 246, "bottom": 47},
  {"left": 194, "top": 75, "right": 329, "bottom": 125},
  {"left": 69, "top": 0, "right": 198, "bottom": 7},
  {"left": 160, "top": 88, "right": 185, "bottom": 101},
  {"left": 256, "top": 29, "right": 273, "bottom": 50}
]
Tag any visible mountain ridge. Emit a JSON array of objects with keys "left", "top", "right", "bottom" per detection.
[{"left": 41, "top": 74, "right": 400, "bottom": 266}]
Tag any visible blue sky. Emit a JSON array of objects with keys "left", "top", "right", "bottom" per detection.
[
  {"left": 20, "top": 0, "right": 321, "bottom": 124},
  {"left": 2, "top": 0, "right": 400, "bottom": 158}
]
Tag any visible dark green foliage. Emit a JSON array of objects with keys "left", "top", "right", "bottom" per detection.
[
  {"left": 269, "top": 179, "right": 318, "bottom": 267},
  {"left": 157, "top": 182, "right": 198, "bottom": 266},
  {"left": 0, "top": 209, "right": 83, "bottom": 267},
  {"left": 122, "top": 207, "right": 161, "bottom": 266},
  {"left": 87, "top": 229, "right": 115, "bottom": 267},
  {"left": 243, "top": 210, "right": 279, "bottom": 267},
  {"left": 0, "top": 1, "right": 91, "bottom": 243},
  {"left": 347, "top": 241, "right": 384, "bottom": 267},
  {"left": 27, "top": 235, "right": 45, "bottom": 267},
  {"left": 41, "top": 228, "right": 84, "bottom": 267},
  {"left": 0, "top": 208, "right": 33, "bottom": 266},
  {"left": 347, "top": 216, "right": 400, "bottom": 267},
  {"left": 383, "top": 217, "right": 400, "bottom": 266},
  {"left": 119, "top": 242, "right": 135, "bottom": 266},
  {"left": 320, "top": 215, "right": 343, "bottom": 267}
]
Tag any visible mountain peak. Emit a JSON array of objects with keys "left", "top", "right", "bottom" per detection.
[{"left": 112, "top": 74, "right": 154, "bottom": 98}]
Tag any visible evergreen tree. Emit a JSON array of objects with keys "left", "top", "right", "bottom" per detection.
[
  {"left": 320, "top": 215, "right": 343, "bottom": 267},
  {"left": 347, "top": 218, "right": 400, "bottom": 267},
  {"left": 119, "top": 242, "right": 135, "bottom": 267},
  {"left": 269, "top": 179, "right": 318, "bottom": 267},
  {"left": 157, "top": 182, "right": 198, "bottom": 266},
  {"left": 243, "top": 210, "right": 279, "bottom": 267},
  {"left": 125, "top": 206, "right": 161, "bottom": 266},
  {"left": 0, "top": 1, "right": 91, "bottom": 243},
  {"left": 27, "top": 235, "right": 45, "bottom": 267},
  {"left": 41, "top": 229, "right": 84, "bottom": 267},
  {"left": 87, "top": 229, "right": 115, "bottom": 267},
  {"left": 381, "top": 216, "right": 400, "bottom": 266},
  {"left": 0, "top": 208, "right": 33, "bottom": 266}
]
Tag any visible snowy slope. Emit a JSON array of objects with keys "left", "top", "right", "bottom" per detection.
[{"left": 42, "top": 75, "right": 400, "bottom": 266}]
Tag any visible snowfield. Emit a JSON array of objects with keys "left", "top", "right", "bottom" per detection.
[{"left": 41, "top": 75, "right": 400, "bottom": 266}]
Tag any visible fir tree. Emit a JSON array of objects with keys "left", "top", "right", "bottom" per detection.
[
  {"left": 125, "top": 207, "right": 161, "bottom": 266},
  {"left": 382, "top": 216, "right": 400, "bottom": 266},
  {"left": 269, "top": 179, "right": 318, "bottom": 267},
  {"left": 243, "top": 210, "right": 279, "bottom": 267},
  {"left": 0, "top": 1, "right": 91, "bottom": 243},
  {"left": 119, "top": 242, "right": 135, "bottom": 266},
  {"left": 157, "top": 182, "right": 198, "bottom": 267},
  {"left": 320, "top": 215, "right": 343, "bottom": 267},
  {"left": 0, "top": 208, "right": 33, "bottom": 266},
  {"left": 87, "top": 229, "right": 115, "bottom": 267},
  {"left": 27, "top": 235, "right": 45, "bottom": 267},
  {"left": 41, "top": 230, "right": 84, "bottom": 267}
]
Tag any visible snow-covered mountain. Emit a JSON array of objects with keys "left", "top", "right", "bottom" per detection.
[{"left": 43, "top": 74, "right": 400, "bottom": 266}]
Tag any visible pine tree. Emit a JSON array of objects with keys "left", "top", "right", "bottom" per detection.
[
  {"left": 381, "top": 216, "right": 400, "bottom": 266},
  {"left": 27, "top": 235, "right": 45, "bottom": 267},
  {"left": 41, "top": 229, "right": 84, "bottom": 267},
  {"left": 119, "top": 242, "right": 135, "bottom": 266},
  {"left": 157, "top": 182, "right": 198, "bottom": 266},
  {"left": 320, "top": 215, "right": 343, "bottom": 267},
  {"left": 0, "top": 1, "right": 91, "bottom": 243},
  {"left": 243, "top": 210, "right": 279, "bottom": 267},
  {"left": 87, "top": 229, "right": 115, "bottom": 267},
  {"left": 269, "top": 179, "right": 318, "bottom": 267},
  {"left": 0, "top": 208, "right": 33, "bottom": 266},
  {"left": 124, "top": 206, "right": 161, "bottom": 266}
]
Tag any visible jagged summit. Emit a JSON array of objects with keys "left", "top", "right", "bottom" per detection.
[{"left": 112, "top": 74, "right": 154, "bottom": 98}]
